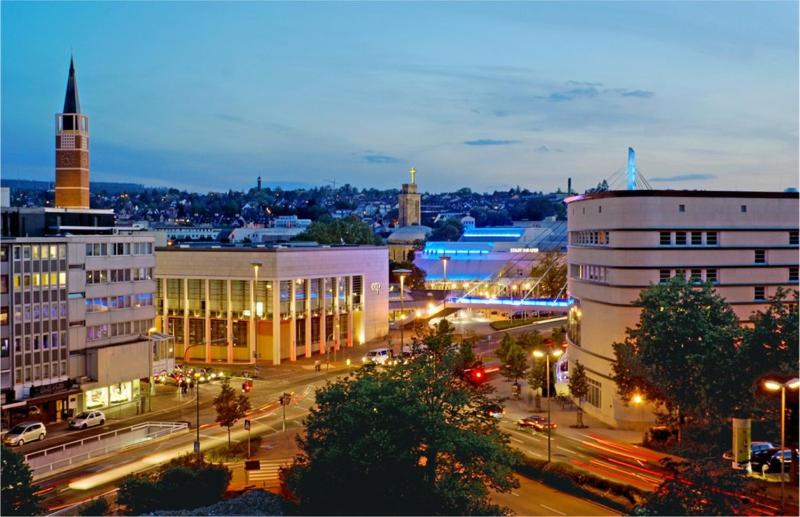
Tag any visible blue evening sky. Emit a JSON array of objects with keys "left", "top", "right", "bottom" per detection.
[{"left": 2, "top": 1, "right": 797, "bottom": 193}]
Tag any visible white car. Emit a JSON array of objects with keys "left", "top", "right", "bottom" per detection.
[
  {"left": 3, "top": 421, "right": 46, "bottom": 446},
  {"left": 362, "top": 347, "right": 392, "bottom": 365},
  {"left": 69, "top": 410, "right": 106, "bottom": 429}
]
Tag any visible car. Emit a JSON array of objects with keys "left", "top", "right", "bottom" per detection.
[
  {"left": 3, "top": 421, "right": 46, "bottom": 446},
  {"left": 517, "top": 415, "right": 557, "bottom": 432},
  {"left": 722, "top": 441, "right": 775, "bottom": 462},
  {"left": 751, "top": 447, "right": 798, "bottom": 475},
  {"left": 69, "top": 410, "right": 105, "bottom": 430},
  {"left": 484, "top": 404, "right": 504, "bottom": 419},
  {"left": 463, "top": 362, "right": 488, "bottom": 385},
  {"left": 362, "top": 347, "right": 392, "bottom": 365}
]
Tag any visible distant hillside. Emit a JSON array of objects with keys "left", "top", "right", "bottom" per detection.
[{"left": 1, "top": 178, "right": 145, "bottom": 194}]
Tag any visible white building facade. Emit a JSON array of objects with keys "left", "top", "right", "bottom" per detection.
[{"left": 565, "top": 190, "right": 799, "bottom": 428}]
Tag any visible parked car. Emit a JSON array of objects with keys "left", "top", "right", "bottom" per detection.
[
  {"left": 750, "top": 448, "right": 798, "bottom": 475},
  {"left": 362, "top": 347, "right": 392, "bottom": 365},
  {"left": 722, "top": 441, "right": 775, "bottom": 462},
  {"left": 517, "top": 415, "right": 557, "bottom": 432},
  {"left": 69, "top": 410, "right": 106, "bottom": 430},
  {"left": 3, "top": 421, "right": 46, "bottom": 446}
]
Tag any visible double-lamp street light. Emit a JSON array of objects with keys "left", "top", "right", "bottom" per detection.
[
  {"left": 763, "top": 377, "right": 800, "bottom": 514},
  {"left": 394, "top": 269, "right": 411, "bottom": 356},
  {"left": 533, "top": 347, "right": 563, "bottom": 463}
]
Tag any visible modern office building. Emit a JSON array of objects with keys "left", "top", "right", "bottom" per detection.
[
  {"left": 565, "top": 190, "right": 800, "bottom": 428},
  {"left": 154, "top": 244, "right": 389, "bottom": 365}
]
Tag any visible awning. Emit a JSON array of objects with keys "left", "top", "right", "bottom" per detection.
[
  {"left": 23, "top": 388, "right": 83, "bottom": 406},
  {"left": 1, "top": 401, "right": 27, "bottom": 410}
]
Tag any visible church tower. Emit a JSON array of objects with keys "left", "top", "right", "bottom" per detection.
[
  {"left": 398, "top": 167, "right": 421, "bottom": 226},
  {"left": 55, "top": 57, "right": 90, "bottom": 209}
]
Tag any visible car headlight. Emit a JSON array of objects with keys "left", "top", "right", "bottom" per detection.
[{"left": 361, "top": 356, "right": 367, "bottom": 363}]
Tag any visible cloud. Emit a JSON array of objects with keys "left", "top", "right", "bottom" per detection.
[
  {"left": 362, "top": 153, "right": 405, "bottom": 164},
  {"left": 536, "top": 145, "right": 564, "bottom": 153},
  {"left": 649, "top": 173, "right": 717, "bottom": 182},
  {"left": 620, "top": 89, "right": 655, "bottom": 98},
  {"left": 547, "top": 87, "right": 601, "bottom": 102},
  {"left": 464, "top": 139, "right": 520, "bottom": 146},
  {"left": 566, "top": 80, "right": 604, "bottom": 87}
]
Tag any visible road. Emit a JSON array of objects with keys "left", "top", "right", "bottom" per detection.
[{"left": 492, "top": 474, "right": 618, "bottom": 516}]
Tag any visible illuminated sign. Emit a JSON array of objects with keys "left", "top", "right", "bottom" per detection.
[
  {"left": 370, "top": 282, "right": 381, "bottom": 293},
  {"left": 509, "top": 247, "right": 539, "bottom": 253}
]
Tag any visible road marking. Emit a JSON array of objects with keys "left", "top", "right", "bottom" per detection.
[
  {"left": 510, "top": 491, "right": 520, "bottom": 497},
  {"left": 528, "top": 449, "right": 544, "bottom": 458},
  {"left": 511, "top": 437, "right": 523, "bottom": 443},
  {"left": 540, "top": 503, "right": 567, "bottom": 515},
  {"left": 556, "top": 446, "right": 576, "bottom": 455}
]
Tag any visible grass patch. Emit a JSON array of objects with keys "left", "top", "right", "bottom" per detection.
[
  {"left": 205, "top": 436, "right": 263, "bottom": 463},
  {"left": 515, "top": 458, "right": 647, "bottom": 513},
  {"left": 490, "top": 317, "right": 549, "bottom": 331}
]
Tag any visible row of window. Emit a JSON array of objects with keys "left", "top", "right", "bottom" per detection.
[
  {"left": 15, "top": 361, "right": 67, "bottom": 385},
  {"left": 85, "top": 294, "right": 154, "bottom": 312},
  {"left": 586, "top": 378, "right": 601, "bottom": 409},
  {"left": 659, "top": 268, "right": 718, "bottom": 284},
  {"left": 12, "top": 302, "right": 68, "bottom": 323},
  {"left": 571, "top": 231, "right": 609, "bottom": 246},
  {"left": 86, "top": 318, "right": 153, "bottom": 342},
  {"left": 85, "top": 241, "right": 153, "bottom": 257},
  {"left": 12, "top": 272, "right": 68, "bottom": 290},
  {"left": 10, "top": 244, "right": 67, "bottom": 261},
  {"left": 569, "top": 264, "right": 608, "bottom": 283},
  {"left": 659, "top": 231, "right": 718, "bottom": 246},
  {"left": 86, "top": 267, "right": 153, "bottom": 284},
  {"left": 11, "top": 331, "right": 66, "bottom": 354}
]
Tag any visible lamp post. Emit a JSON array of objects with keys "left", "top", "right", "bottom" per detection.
[
  {"left": 533, "top": 347, "right": 563, "bottom": 463},
  {"left": 194, "top": 371, "right": 201, "bottom": 461},
  {"left": 146, "top": 327, "right": 157, "bottom": 413},
  {"left": 394, "top": 269, "right": 411, "bottom": 356},
  {"left": 440, "top": 255, "right": 450, "bottom": 292},
  {"left": 511, "top": 284, "right": 518, "bottom": 302},
  {"left": 632, "top": 393, "right": 644, "bottom": 441},
  {"left": 763, "top": 377, "right": 800, "bottom": 514},
  {"left": 251, "top": 263, "right": 263, "bottom": 365}
]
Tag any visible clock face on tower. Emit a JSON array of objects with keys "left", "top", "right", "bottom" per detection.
[{"left": 59, "top": 152, "right": 74, "bottom": 167}]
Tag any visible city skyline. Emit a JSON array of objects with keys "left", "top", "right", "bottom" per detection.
[{"left": 2, "top": 1, "right": 798, "bottom": 193}]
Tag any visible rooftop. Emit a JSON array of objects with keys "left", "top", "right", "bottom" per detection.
[{"left": 565, "top": 189, "right": 799, "bottom": 204}]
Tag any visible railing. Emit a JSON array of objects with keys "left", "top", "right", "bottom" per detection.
[{"left": 26, "top": 421, "right": 188, "bottom": 479}]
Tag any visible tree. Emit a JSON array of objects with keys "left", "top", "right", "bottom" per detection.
[
  {"left": 500, "top": 342, "right": 529, "bottom": 387},
  {"left": 495, "top": 332, "right": 515, "bottom": 363},
  {"left": 77, "top": 497, "right": 110, "bottom": 516},
  {"left": 529, "top": 252, "right": 567, "bottom": 299},
  {"left": 551, "top": 325, "right": 566, "bottom": 346},
  {"left": 1, "top": 444, "right": 43, "bottom": 516},
  {"left": 389, "top": 260, "right": 426, "bottom": 289},
  {"left": 516, "top": 330, "right": 543, "bottom": 351},
  {"left": 429, "top": 218, "right": 463, "bottom": 241},
  {"left": 611, "top": 278, "right": 742, "bottom": 431},
  {"left": 281, "top": 322, "right": 520, "bottom": 515},
  {"left": 293, "top": 216, "right": 382, "bottom": 245},
  {"left": 526, "top": 355, "right": 546, "bottom": 411},
  {"left": 213, "top": 378, "right": 252, "bottom": 446},
  {"left": 568, "top": 360, "right": 589, "bottom": 428}
]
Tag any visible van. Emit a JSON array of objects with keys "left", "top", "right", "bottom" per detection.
[{"left": 362, "top": 347, "right": 392, "bottom": 365}]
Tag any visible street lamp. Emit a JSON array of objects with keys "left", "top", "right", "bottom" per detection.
[
  {"left": 439, "top": 256, "right": 450, "bottom": 291},
  {"left": 632, "top": 393, "right": 645, "bottom": 440},
  {"left": 511, "top": 284, "right": 518, "bottom": 301},
  {"left": 394, "top": 269, "right": 411, "bottom": 356},
  {"left": 763, "top": 377, "right": 800, "bottom": 514},
  {"left": 251, "top": 262, "right": 263, "bottom": 365},
  {"left": 533, "top": 347, "right": 563, "bottom": 463},
  {"left": 194, "top": 371, "right": 201, "bottom": 461}
]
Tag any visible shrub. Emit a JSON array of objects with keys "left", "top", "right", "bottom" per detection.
[{"left": 77, "top": 497, "right": 110, "bottom": 516}]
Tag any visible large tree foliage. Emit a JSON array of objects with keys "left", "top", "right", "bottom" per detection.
[
  {"left": 213, "top": 378, "right": 252, "bottom": 446},
  {"left": 495, "top": 333, "right": 515, "bottom": 363},
  {"left": 1, "top": 445, "right": 43, "bottom": 517},
  {"left": 500, "top": 342, "right": 529, "bottom": 385},
  {"left": 281, "top": 321, "right": 520, "bottom": 515},
  {"left": 389, "top": 260, "right": 426, "bottom": 289},
  {"left": 611, "top": 279, "right": 743, "bottom": 425},
  {"left": 293, "top": 216, "right": 382, "bottom": 245},
  {"left": 529, "top": 252, "right": 567, "bottom": 299},
  {"left": 429, "top": 218, "right": 463, "bottom": 241}
]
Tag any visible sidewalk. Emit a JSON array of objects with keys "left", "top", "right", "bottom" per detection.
[{"left": 227, "top": 429, "right": 301, "bottom": 492}]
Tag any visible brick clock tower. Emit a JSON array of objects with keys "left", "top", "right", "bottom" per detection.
[{"left": 55, "top": 58, "right": 90, "bottom": 209}]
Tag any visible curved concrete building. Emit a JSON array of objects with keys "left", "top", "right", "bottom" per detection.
[{"left": 565, "top": 190, "right": 799, "bottom": 428}]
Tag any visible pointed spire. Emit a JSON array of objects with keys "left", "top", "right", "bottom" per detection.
[{"left": 63, "top": 56, "right": 81, "bottom": 114}]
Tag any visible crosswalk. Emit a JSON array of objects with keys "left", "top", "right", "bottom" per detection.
[{"left": 246, "top": 458, "right": 292, "bottom": 485}]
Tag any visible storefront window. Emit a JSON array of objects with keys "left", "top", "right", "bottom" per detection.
[
  {"left": 109, "top": 382, "right": 132, "bottom": 404},
  {"left": 232, "top": 320, "right": 248, "bottom": 347},
  {"left": 567, "top": 301, "right": 581, "bottom": 348},
  {"left": 86, "top": 387, "right": 109, "bottom": 409}
]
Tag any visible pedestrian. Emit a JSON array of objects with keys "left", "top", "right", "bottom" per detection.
[{"left": 314, "top": 359, "right": 321, "bottom": 372}]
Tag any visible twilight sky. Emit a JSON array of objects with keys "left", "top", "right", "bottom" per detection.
[{"left": 2, "top": 1, "right": 797, "bottom": 193}]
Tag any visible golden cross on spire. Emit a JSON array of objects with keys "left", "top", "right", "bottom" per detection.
[{"left": 409, "top": 167, "right": 416, "bottom": 184}]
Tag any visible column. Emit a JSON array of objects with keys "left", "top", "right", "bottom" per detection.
[
  {"left": 204, "top": 278, "right": 211, "bottom": 362},
  {"left": 319, "top": 278, "right": 326, "bottom": 354},
  {"left": 304, "top": 278, "right": 312, "bottom": 358},
  {"left": 182, "top": 278, "right": 190, "bottom": 359},
  {"left": 272, "top": 280, "right": 281, "bottom": 366},
  {"left": 249, "top": 278, "right": 256, "bottom": 364},
  {"left": 347, "top": 276, "right": 354, "bottom": 347},
  {"left": 226, "top": 279, "right": 233, "bottom": 363},
  {"left": 289, "top": 280, "right": 297, "bottom": 361},
  {"left": 333, "top": 276, "right": 341, "bottom": 351},
  {"left": 161, "top": 276, "right": 168, "bottom": 333}
]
